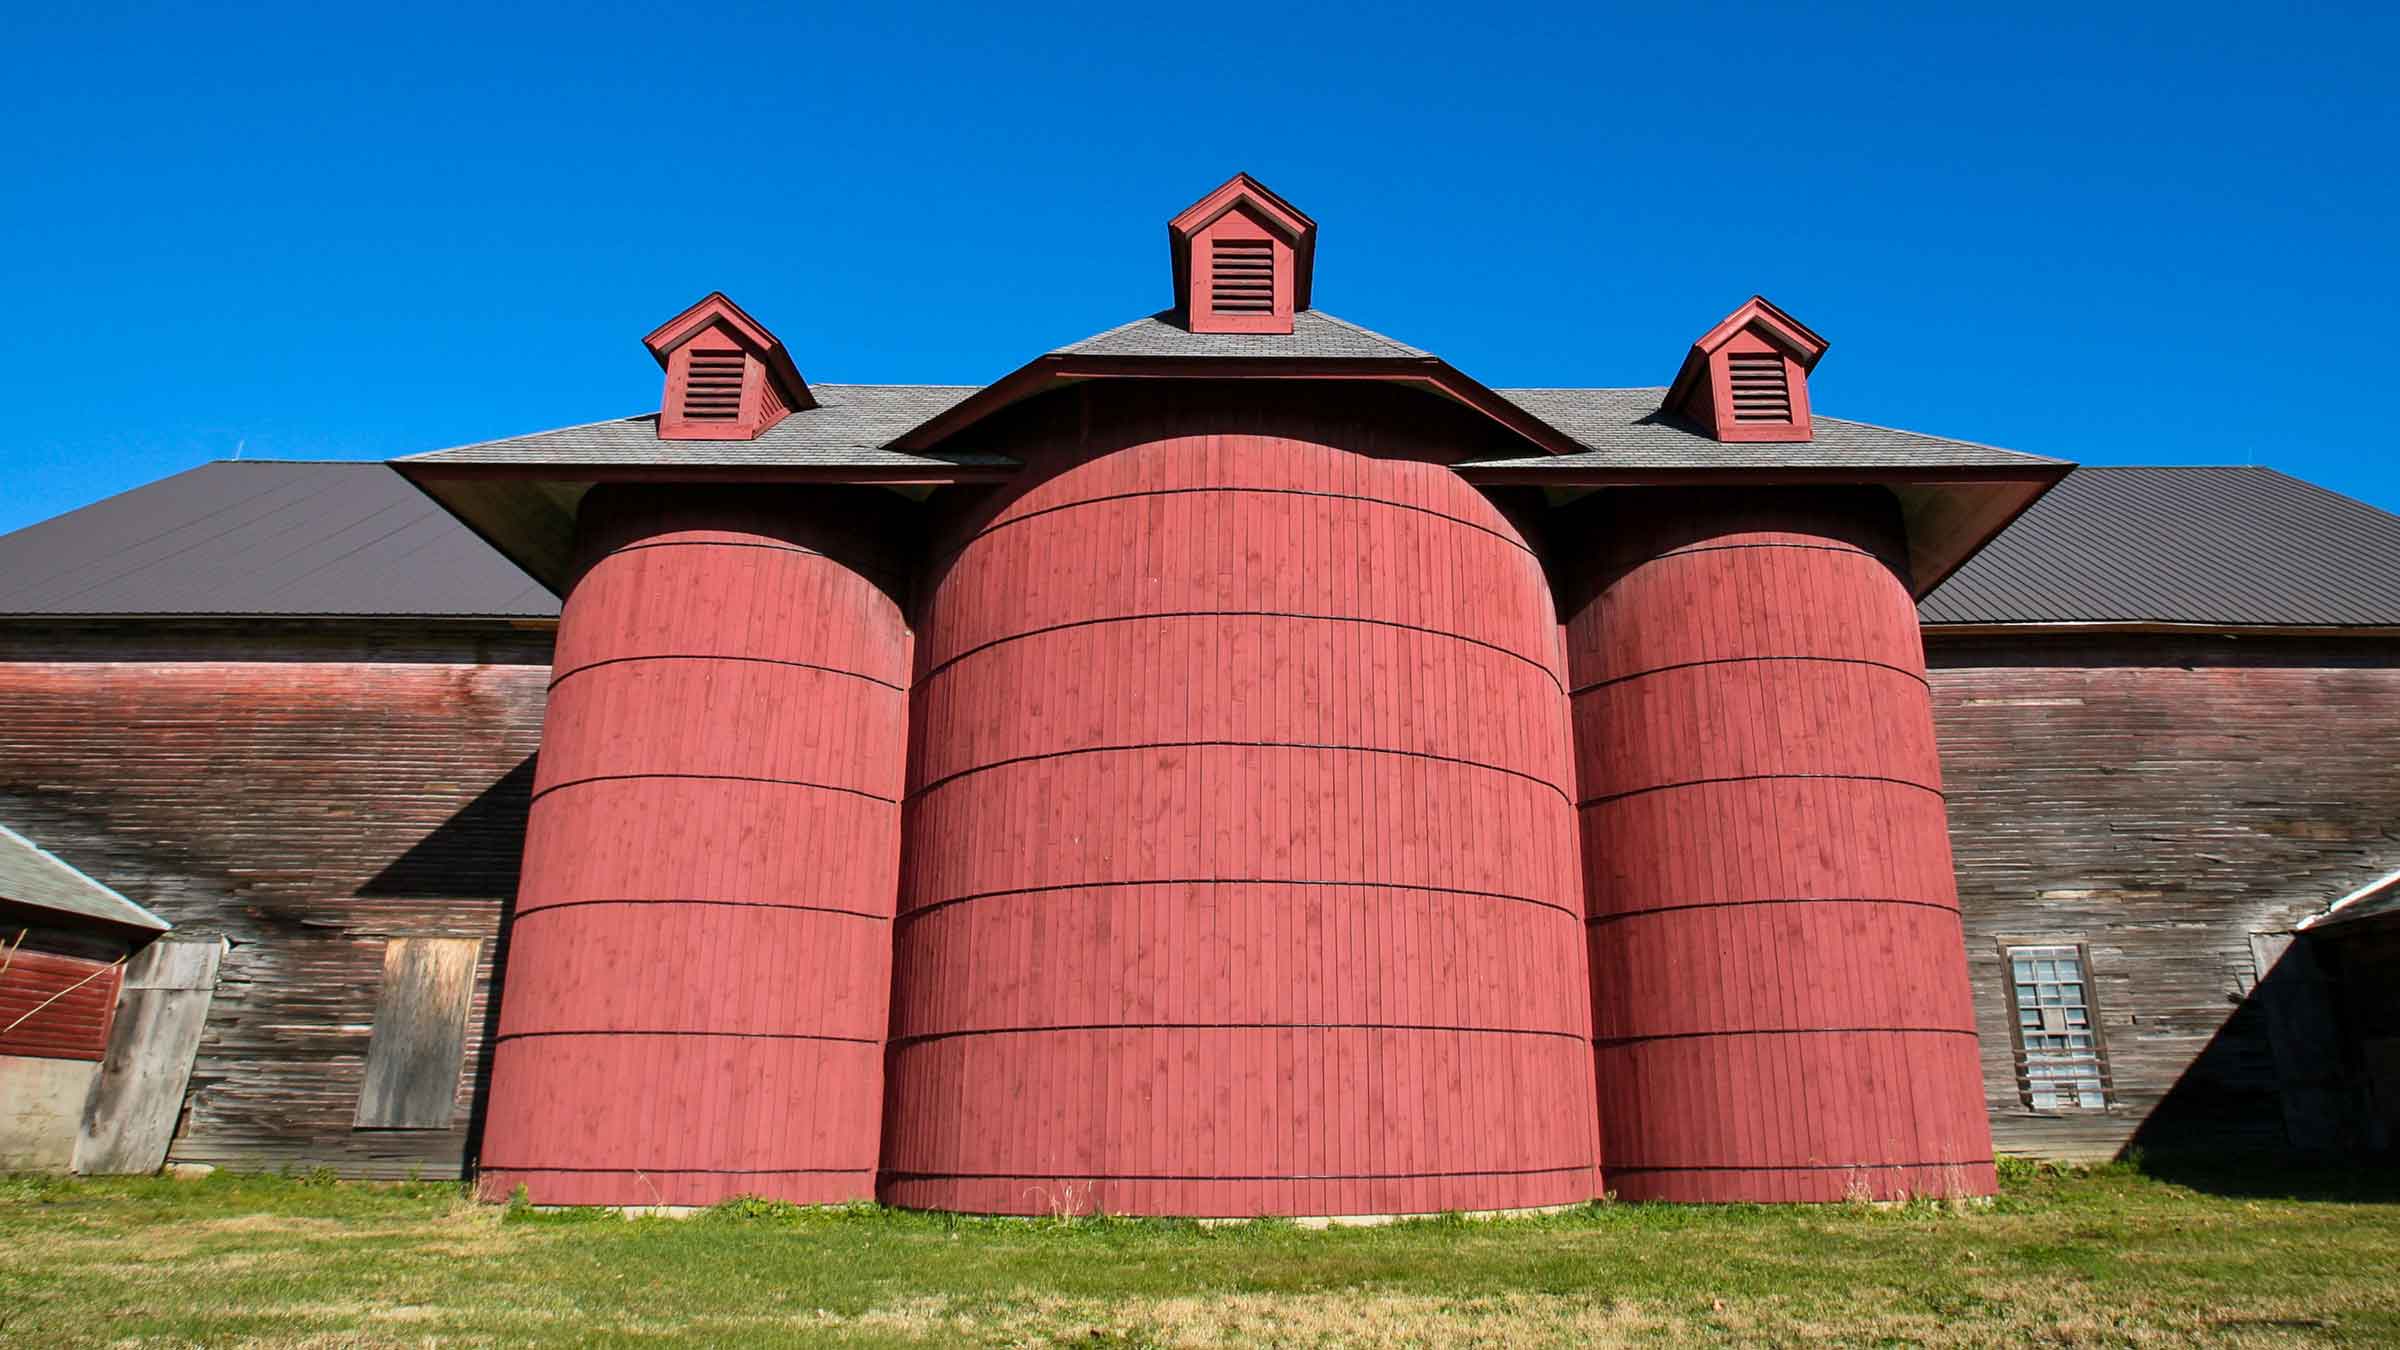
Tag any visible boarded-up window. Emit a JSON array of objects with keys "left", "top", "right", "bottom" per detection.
[
  {"left": 0, "top": 948, "right": 124, "bottom": 1061},
  {"left": 2003, "top": 943, "right": 2113, "bottom": 1111},
  {"left": 354, "top": 938, "right": 478, "bottom": 1129}
]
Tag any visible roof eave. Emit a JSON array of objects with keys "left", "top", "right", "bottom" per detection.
[
  {"left": 0, "top": 821, "right": 170, "bottom": 933},
  {"left": 392, "top": 456, "right": 1017, "bottom": 597},
  {"left": 1457, "top": 461, "right": 2071, "bottom": 600},
  {"left": 886, "top": 352, "right": 1584, "bottom": 458}
]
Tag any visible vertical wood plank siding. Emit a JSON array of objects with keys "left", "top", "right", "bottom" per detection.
[
  {"left": 1558, "top": 488, "right": 1996, "bottom": 1202},
  {"left": 476, "top": 486, "right": 915, "bottom": 1207},
  {"left": 883, "top": 384, "right": 1599, "bottom": 1218}
]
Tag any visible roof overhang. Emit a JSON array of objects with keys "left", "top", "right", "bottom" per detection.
[
  {"left": 1924, "top": 621, "right": 2400, "bottom": 641},
  {"left": 1457, "top": 461, "right": 2070, "bottom": 599},
  {"left": 887, "top": 353, "right": 1585, "bottom": 458},
  {"left": 0, "top": 821, "right": 170, "bottom": 935},
  {"left": 393, "top": 457, "right": 1015, "bottom": 596}
]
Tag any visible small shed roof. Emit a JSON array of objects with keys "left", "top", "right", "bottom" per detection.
[{"left": 0, "top": 822, "right": 168, "bottom": 932}]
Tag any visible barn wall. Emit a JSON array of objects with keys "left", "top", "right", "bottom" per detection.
[
  {"left": 6, "top": 622, "right": 2399, "bottom": 1180},
  {"left": 0, "top": 619, "right": 551, "bottom": 1177},
  {"left": 1927, "top": 633, "right": 2400, "bottom": 1160}
]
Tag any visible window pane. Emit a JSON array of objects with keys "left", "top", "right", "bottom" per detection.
[{"left": 2006, "top": 943, "right": 2109, "bottom": 1112}]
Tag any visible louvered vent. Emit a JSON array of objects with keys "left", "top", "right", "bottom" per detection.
[
  {"left": 1210, "top": 238, "right": 1276, "bottom": 314},
  {"left": 1726, "top": 351, "right": 1792, "bottom": 422},
  {"left": 681, "top": 349, "right": 746, "bottom": 421}
]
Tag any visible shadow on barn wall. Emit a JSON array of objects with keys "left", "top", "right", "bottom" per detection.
[
  {"left": 2129, "top": 921, "right": 2400, "bottom": 1199},
  {"left": 359, "top": 753, "right": 537, "bottom": 1171}
]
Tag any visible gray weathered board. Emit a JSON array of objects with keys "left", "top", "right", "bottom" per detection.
[
  {"left": 74, "top": 937, "right": 222, "bottom": 1174},
  {"left": 353, "top": 937, "right": 479, "bottom": 1129}
]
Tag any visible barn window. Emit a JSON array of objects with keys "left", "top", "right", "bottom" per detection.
[
  {"left": 2003, "top": 943, "right": 2113, "bottom": 1111},
  {"left": 354, "top": 937, "right": 479, "bottom": 1130}
]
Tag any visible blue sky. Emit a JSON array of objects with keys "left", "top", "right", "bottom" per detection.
[{"left": 3, "top": 3, "right": 2395, "bottom": 534}]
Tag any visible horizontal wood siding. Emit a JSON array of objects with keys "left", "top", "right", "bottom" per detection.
[
  {"left": 886, "top": 384, "right": 1598, "bottom": 1218},
  {"left": 0, "top": 623, "right": 550, "bottom": 1176},
  {"left": 1560, "top": 488, "right": 1995, "bottom": 1202},
  {"left": 1929, "top": 634, "right": 2400, "bottom": 1159},
  {"left": 477, "top": 486, "right": 913, "bottom": 1207}
]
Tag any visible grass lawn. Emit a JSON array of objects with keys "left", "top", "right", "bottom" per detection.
[{"left": 1, "top": 1159, "right": 2395, "bottom": 1346}]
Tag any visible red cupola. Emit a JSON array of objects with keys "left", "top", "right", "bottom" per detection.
[
  {"left": 1664, "top": 296, "right": 1828, "bottom": 443},
  {"left": 644, "top": 292, "right": 814, "bottom": 440},
  {"left": 1169, "top": 173, "right": 1316, "bottom": 335}
]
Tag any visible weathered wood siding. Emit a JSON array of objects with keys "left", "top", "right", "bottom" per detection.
[
  {"left": 0, "top": 619, "right": 550, "bottom": 1177},
  {"left": 6, "top": 618, "right": 2399, "bottom": 1180},
  {"left": 76, "top": 936, "right": 225, "bottom": 1174},
  {"left": 1928, "top": 634, "right": 2400, "bottom": 1159}
]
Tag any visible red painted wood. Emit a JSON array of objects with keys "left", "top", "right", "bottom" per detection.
[
  {"left": 1560, "top": 487, "right": 1996, "bottom": 1203},
  {"left": 1169, "top": 174, "right": 1314, "bottom": 333},
  {"left": 644, "top": 292, "right": 813, "bottom": 441},
  {"left": 478, "top": 485, "right": 913, "bottom": 1207},
  {"left": 0, "top": 948, "right": 120, "bottom": 1061},
  {"left": 1664, "top": 296, "right": 1826, "bottom": 444},
  {"left": 883, "top": 385, "right": 1598, "bottom": 1217}
]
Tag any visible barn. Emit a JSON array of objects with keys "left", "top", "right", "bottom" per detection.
[{"left": 2, "top": 175, "right": 2396, "bottom": 1216}]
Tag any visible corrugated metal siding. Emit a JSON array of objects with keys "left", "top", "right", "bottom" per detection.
[
  {"left": 1921, "top": 466, "right": 2400, "bottom": 627},
  {"left": 1563, "top": 488, "right": 1996, "bottom": 1202},
  {"left": 477, "top": 486, "right": 913, "bottom": 1208},
  {"left": 882, "top": 386, "right": 1599, "bottom": 1218},
  {"left": 0, "top": 948, "right": 122, "bottom": 1061}
]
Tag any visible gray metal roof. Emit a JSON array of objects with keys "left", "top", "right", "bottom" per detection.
[
  {"left": 0, "top": 821, "right": 168, "bottom": 931},
  {"left": 10, "top": 461, "right": 2398, "bottom": 631},
  {"left": 1919, "top": 466, "right": 2400, "bottom": 627},
  {"left": 1475, "top": 388, "right": 2064, "bottom": 471},
  {"left": 403, "top": 384, "right": 995, "bottom": 469},
  {"left": 1054, "top": 309, "right": 1432, "bottom": 360},
  {"left": 0, "top": 460, "right": 557, "bottom": 618}
]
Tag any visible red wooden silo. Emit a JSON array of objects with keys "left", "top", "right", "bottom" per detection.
[
  {"left": 881, "top": 384, "right": 1599, "bottom": 1218},
  {"left": 1560, "top": 487, "right": 1995, "bottom": 1203},
  {"left": 477, "top": 485, "right": 913, "bottom": 1207}
]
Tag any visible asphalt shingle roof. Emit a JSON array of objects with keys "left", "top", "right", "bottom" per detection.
[
  {"left": 1475, "top": 388, "right": 2063, "bottom": 471},
  {"left": 1919, "top": 465, "right": 2400, "bottom": 626},
  {"left": 0, "top": 821, "right": 167, "bottom": 931},
  {"left": 1054, "top": 309, "right": 1431, "bottom": 359},
  {"left": 403, "top": 321, "right": 2052, "bottom": 476},
  {"left": 403, "top": 384, "right": 993, "bottom": 469},
  {"left": 0, "top": 461, "right": 556, "bottom": 617}
]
